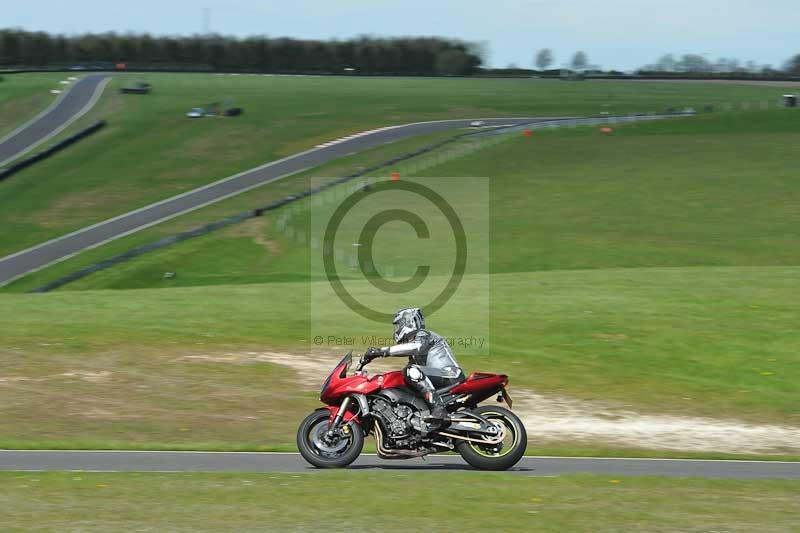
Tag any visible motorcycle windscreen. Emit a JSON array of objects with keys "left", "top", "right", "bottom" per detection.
[{"left": 320, "top": 352, "right": 352, "bottom": 395}]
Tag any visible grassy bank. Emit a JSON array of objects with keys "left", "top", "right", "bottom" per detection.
[
  {"left": 12, "top": 108, "right": 799, "bottom": 293},
  {"left": 1, "top": 73, "right": 795, "bottom": 257}
]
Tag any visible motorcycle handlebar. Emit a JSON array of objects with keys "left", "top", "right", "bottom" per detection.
[{"left": 356, "top": 351, "right": 375, "bottom": 372}]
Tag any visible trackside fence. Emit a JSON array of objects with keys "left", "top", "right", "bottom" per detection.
[{"left": 0, "top": 120, "right": 107, "bottom": 182}]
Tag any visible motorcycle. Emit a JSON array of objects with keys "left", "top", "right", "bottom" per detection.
[{"left": 296, "top": 351, "right": 527, "bottom": 470}]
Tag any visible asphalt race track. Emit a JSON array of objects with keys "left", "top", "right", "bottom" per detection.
[
  {"left": 0, "top": 451, "right": 798, "bottom": 478},
  {"left": 0, "top": 74, "right": 110, "bottom": 167},
  {"left": 0, "top": 116, "right": 548, "bottom": 286}
]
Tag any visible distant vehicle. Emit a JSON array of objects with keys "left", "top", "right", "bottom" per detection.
[
  {"left": 120, "top": 82, "right": 151, "bottom": 95},
  {"left": 186, "top": 108, "right": 205, "bottom": 118},
  {"left": 469, "top": 120, "right": 486, "bottom": 127}
]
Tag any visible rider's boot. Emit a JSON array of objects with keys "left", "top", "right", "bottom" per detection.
[{"left": 422, "top": 390, "right": 450, "bottom": 433}]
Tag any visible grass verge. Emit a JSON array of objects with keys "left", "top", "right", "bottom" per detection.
[{"left": 1, "top": 472, "right": 798, "bottom": 532}]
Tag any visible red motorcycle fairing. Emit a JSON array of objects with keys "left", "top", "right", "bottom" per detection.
[
  {"left": 450, "top": 372, "right": 508, "bottom": 394},
  {"left": 321, "top": 368, "right": 407, "bottom": 404},
  {"left": 320, "top": 352, "right": 512, "bottom": 423}
]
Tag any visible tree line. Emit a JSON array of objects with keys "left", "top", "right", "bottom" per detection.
[
  {"left": 639, "top": 53, "right": 799, "bottom": 76},
  {"left": 0, "top": 29, "right": 482, "bottom": 75},
  {"left": 530, "top": 48, "right": 800, "bottom": 77}
]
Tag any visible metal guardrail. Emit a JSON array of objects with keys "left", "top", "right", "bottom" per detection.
[{"left": 0, "top": 120, "right": 107, "bottom": 182}]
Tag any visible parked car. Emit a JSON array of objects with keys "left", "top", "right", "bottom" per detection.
[
  {"left": 120, "top": 82, "right": 151, "bottom": 95},
  {"left": 186, "top": 108, "right": 205, "bottom": 118}
]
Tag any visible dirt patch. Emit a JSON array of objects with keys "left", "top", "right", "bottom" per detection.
[
  {"left": 60, "top": 371, "right": 111, "bottom": 383},
  {"left": 197, "top": 350, "right": 800, "bottom": 455},
  {"left": 0, "top": 371, "right": 111, "bottom": 384},
  {"left": 512, "top": 390, "right": 800, "bottom": 455},
  {"left": 592, "top": 333, "right": 629, "bottom": 341},
  {"left": 0, "top": 376, "right": 47, "bottom": 384},
  {"left": 32, "top": 189, "right": 142, "bottom": 228},
  {"left": 225, "top": 217, "right": 282, "bottom": 254}
]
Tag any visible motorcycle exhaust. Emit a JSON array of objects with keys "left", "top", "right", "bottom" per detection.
[{"left": 373, "top": 423, "right": 429, "bottom": 459}]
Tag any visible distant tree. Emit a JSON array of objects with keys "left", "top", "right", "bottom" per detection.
[
  {"left": 0, "top": 31, "right": 23, "bottom": 65},
  {"left": 714, "top": 57, "right": 742, "bottom": 73},
  {"left": 785, "top": 54, "right": 800, "bottom": 75},
  {"left": 435, "top": 48, "right": 470, "bottom": 75},
  {"left": 534, "top": 48, "right": 553, "bottom": 70},
  {"left": 678, "top": 54, "right": 712, "bottom": 73},
  {"left": 570, "top": 50, "right": 588, "bottom": 71},
  {"left": 655, "top": 54, "right": 677, "bottom": 72}
]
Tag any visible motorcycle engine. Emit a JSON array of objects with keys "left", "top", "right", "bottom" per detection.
[{"left": 372, "top": 398, "right": 414, "bottom": 439}]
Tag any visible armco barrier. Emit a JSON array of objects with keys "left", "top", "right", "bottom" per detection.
[
  {"left": 27, "top": 113, "right": 690, "bottom": 292},
  {"left": 0, "top": 120, "right": 107, "bottom": 182}
]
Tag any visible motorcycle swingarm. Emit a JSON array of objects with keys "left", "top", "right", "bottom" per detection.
[{"left": 447, "top": 413, "right": 498, "bottom": 435}]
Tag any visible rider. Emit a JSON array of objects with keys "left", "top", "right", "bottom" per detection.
[{"left": 362, "top": 308, "right": 465, "bottom": 428}]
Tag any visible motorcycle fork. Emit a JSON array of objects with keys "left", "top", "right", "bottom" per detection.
[{"left": 328, "top": 396, "right": 352, "bottom": 435}]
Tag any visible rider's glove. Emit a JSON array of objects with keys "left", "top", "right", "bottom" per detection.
[{"left": 363, "top": 347, "right": 383, "bottom": 362}]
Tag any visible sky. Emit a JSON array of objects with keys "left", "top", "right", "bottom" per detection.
[{"left": 4, "top": 0, "right": 799, "bottom": 70}]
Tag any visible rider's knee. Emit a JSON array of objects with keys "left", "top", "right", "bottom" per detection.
[{"left": 404, "top": 365, "right": 424, "bottom": 383}]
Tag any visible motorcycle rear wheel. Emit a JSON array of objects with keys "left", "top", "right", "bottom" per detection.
[
  {"left": 456, "top": 405, "right": 527, "bottom": 471},
  {"left": 297, "top": 408, "right": 364, "bottom": 468}
]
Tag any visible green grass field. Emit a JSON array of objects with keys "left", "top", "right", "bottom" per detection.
[
  {"left": 0, "top": 72, "right": 796, "bottom": 258},
  {"left": 1, "top": 75, "right": 799, "bottom": 455},
  {"left": 1, "top": 471, "right": 798, "bottom": 532},
  {"left": 1, "top": 268, "right": 798, "bottom": 449}
]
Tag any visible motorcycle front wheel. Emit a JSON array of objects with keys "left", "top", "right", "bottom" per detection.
[
  {"left": 456, "top": 405, "right": 527, "bottom": 471},
  {"left": 297, "top": 408, "right": 364, "bottom": 468}
]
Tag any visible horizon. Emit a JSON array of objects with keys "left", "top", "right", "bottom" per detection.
[{"left": 4, "top": 0, "right": 799, "bottom": 71}]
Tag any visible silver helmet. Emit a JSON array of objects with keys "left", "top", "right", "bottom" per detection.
[{"left": 392, "top": 308, "right": 425, "bottom": 343}]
